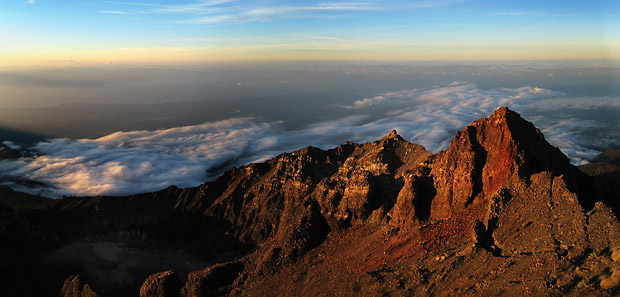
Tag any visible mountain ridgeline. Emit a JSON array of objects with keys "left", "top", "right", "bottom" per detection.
[{"left": 1, "top": 107, "right": 620, "bottom": 296}]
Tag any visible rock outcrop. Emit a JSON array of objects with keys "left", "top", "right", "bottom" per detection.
[
  {"left": 61, "top": 275, "right": 99, "bottom": 297},
  {"left": 180, "top": 261, "right": 244, "bottom": 297},
  {"left": 1, "top": 107, "right": 619, "bottom": 297},
  {"left": 139, "top": 270, "right": 182, "bottom": 297},
  {"left": 430, "top": 107, "right": 579, "bottom": 220}
]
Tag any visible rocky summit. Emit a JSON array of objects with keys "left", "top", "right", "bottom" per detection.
[{"left": 1, "top": 107, "right": 620, "bottom": 296}]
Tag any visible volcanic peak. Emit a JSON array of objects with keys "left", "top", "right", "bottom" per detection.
[{"left": 1, "top": 107, "right": 619, "bottom": 297}]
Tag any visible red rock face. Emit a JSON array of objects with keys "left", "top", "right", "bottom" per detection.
[{"left": 430, "top": 107, "right": 575, "bottom": 220}]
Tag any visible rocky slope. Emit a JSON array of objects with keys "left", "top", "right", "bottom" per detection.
[{"left": 1, "top": 107, "right": 619, "bottom": 296}]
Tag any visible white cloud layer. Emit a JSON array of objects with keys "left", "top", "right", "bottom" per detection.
[{"left": 1, "top": 83, "right": 618, "bottom": 198}]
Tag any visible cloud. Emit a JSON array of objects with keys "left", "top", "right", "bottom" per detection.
[
  {"left": 180, "top": 15, "right": 247, "bottom": 24},
  {"left": 345, "top": 83, "right": 615, "bottom": 164},
  {"left": 307, "top": 36, "right": 346, "bottom": 41},
  {"left": 153, "top": 0, "right": 234, "bottom": 14},
  {"left": 1, "top": 83, "right": 617, "bottom": 198},
  {"left": 100, "top": 10, "right": 132, "bottom": 14},
  {"left": 2, "top": 141, "right": 21, "bottom": 150},
  {"left": 109, "top": 0, "right": 434, "bottom": 24},
  {"left": 176, "top": 2, "right": 382, "bottom": 24},
  {"left": 0, "top": 119, "right": 284, "bottom": 197},
  {"left": 492, "top": 11, "right": 541, "bottom": 16},
  {"left": 346, "top": 89, "right": 419, "bottom": 108},
  {"left": 246, "top": 2, "right": 382, "bottom": 15}
]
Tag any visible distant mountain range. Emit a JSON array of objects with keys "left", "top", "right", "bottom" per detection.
[{"left": 1, "top": 107, "right": 619, "bottom": 296}]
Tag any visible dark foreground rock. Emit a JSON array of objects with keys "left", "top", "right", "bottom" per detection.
[
  {"left": 1, "top": 107, "right": 619, "bottom": 296},
  {"left": 61, "top": 275, "right": 99, "bottom": 297},
  {"left": 139, "top": 270, "right": 182, "bottom": 297}
]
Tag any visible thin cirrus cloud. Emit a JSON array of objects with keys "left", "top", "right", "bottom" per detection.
[
  {"left": 179, "top": 3, "right": 383, "bottom": 24},
  {"left": 153, "top": 0, "right": 234, "bottom": 14},
  {"left": 99, "top": 10, "right": 132, "bottom": 15},
  {"left": 101, "top": 0, "right": 412, "bottom": 24},
  {"left": 1, "top": 83, "right": 618, "bottom": 198}
]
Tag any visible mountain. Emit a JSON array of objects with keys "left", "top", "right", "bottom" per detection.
[{"left": 1, "top": 107, "right": 620, "bottom": 296}]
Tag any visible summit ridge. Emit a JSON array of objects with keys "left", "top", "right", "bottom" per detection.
[{"left": 1, "top": 107, "right": 619, "bottom": 296}]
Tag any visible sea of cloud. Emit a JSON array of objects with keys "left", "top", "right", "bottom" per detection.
[{"left": 1, "top": 82, "right": 618, "bottom": 197}]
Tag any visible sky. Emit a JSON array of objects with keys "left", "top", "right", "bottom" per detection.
[{"left": 1, "top": 0, "right": 620, "bottom": 66}]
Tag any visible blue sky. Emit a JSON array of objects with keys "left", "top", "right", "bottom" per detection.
[{"left": 1, "top": 0, "right": 619, "bottom": 65}]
